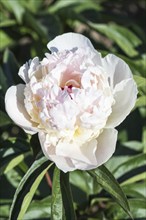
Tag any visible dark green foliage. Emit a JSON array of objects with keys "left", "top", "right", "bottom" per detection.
[{"left": 0, "top": 0, "right": 145, "bottom": 219}]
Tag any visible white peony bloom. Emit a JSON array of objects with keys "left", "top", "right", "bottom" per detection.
[{"left": 5, "top": 33, "right": 138, "bottom": 172}]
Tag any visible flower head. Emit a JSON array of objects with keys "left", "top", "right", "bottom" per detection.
[{"left": 5, "top": 33, "right": 138, "bottom": 172}]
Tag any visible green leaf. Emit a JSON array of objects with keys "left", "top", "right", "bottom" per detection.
[
  {"left": 113, "top": 154, "right": 146, "bottom": 179},
  {"left": 0, "top": 139, "right": 30, "bottom": 176},
  {"left": 88, "top": 165, "right": 132, "bottom": 219},
  {"left": 6, "top": 168, "right": 22, "bottom": 188},
  {"left": 60, "top": 171, "right": 76, "bottom": 220},
  {"left": 142, "top": 127, "right": 146, "bottom": 153},
  {"left": 122, "top": 141, "right": 144, "bottom": 152},
  {"left": 0, "top": 31, "right": 14, "bottom": 50},
  {"left": 20, "top": 0, "right": 44, "bottom": 14},
  {"left": 1, "top": 0, "right": 25, "bottom": 23},
  {"left": 24, "top": 196, "right": 51, "bottom": 219},
  {"left": 135, "top": 96, "right": 146, "bottom": 108},
  {"left": 122, "top": 182, "right": 146, "bottom": 198},
  {"left": 0, "top": 110, "right": 12, "bottom": 127},
  {"left": 109, "top": 199, "right": 146, "bottom": 219},
  {"left": 0, "top": 199, "right": 12, "bottom": 219},
  {"left": 121, "top": 172, "right": 146, "bottom": 186},
  {"left": 48, "top": 0, "right": 80, "bottom": 13},
  {"left": 70, "top": 170, "right": 93, "bottom": 195},
  {"left": 3, "top": 154, "right": 27, "bottom": 174},
  {"left": 51, "top": 167, "right": 76, "bottom": 220},
  {"left": 0, "top": 19, "right": 16, "bottom": 27},
  {"left": 133, "top": 75, "right": 146, "bottom": 88},
  {"left": 9, "top": 156, "right": 53, "bottom": 220},
  {"left": 105, "top": 156, "right": 131, "bottom": 174},
  {"left": 88, "top": 22, "right": 141, "bottom": 57},
  {"left": 3, "top": 49, "right": 20, "bottom": 86},
  {"left": 0, "top": 67, "right": 8, "bottom": 93},
  {"left": 51, "top": 167, "right": 65, "bottom": 220},
  {"left": 23, "top": 11, "right": 48, "bottom": 39}
]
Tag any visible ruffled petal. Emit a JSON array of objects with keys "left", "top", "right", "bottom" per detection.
[
  {"left": 95, "top": 128, "right": 118, "bottom": 166},
  {"left": 106, "top": 78, "right": 138, "bottom": 128},
  {"left": 38, "top": 132, "right": 75, "bottom": 172},
  {"left": 102, "top": 54, "right": 132, "bottom": 89},
  {"left": 47, "top": 32, "right": 94, "bottom": 52},
  {"left": 18, "top": 57, "right": 40, "bottom": 83},
  {"left": 5, "top": 84, "right": 37, "bottom": 134}
]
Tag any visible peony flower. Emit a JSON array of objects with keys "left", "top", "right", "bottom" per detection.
[{"left": 5, "top": 33, "right": 137, "bottom": 172}]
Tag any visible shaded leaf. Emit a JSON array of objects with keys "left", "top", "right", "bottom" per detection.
[
  {"left": 3, "top": 49, "right": 20, "bottom": 86},
  {"left": 1, "top": 0, "right": 25, "bottom": 23},
  {"left": 0, "top": 67, "right": 8, "bottom": 93},
  {"left": 0, "top": 110, "right": 12, "bottom": 127},
  {"left": 109, "top": 199, "right": 146, "bottom": 219},
  {"left": 61, "top": 171, "right": 76, "bottom": 220}
]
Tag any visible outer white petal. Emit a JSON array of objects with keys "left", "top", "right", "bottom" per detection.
[
  {"left": 71, "top": 159, "right": 97, "bottom": 170},
  {"left": 18, "top": 57, "right": 39, "bottom": 83},
  {"left": 102, "top": 54, "right": 132, "bottom": 89},
  {"left": 95, "top": 128, "right": 118, "bottom": 166},
  {"left": 5, "top": 84, "right": 37, "bottom": 134},
  {"left": 56, "top": 139, "right": 97, "bottom": 165},
  {"left": 38, "top": 132, "right": 76, "bottom": 172},
  {"left": 47, "top": 32, "right": 94, "bottom": 52},
  {"left": 106, "top": 78, "right": 138, "bottom": 128}
]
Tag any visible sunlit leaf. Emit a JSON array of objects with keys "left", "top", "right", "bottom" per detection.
[
  {"left": 24, "top": 196, "right": 51, "bottom": 219},
  {"left": 3, "top": 154, "right": 27, "bottom": 174},
  {"left": 122, "top": 141, "right": 144, "bottom": 152},
  {"left": 121, "top": 172, "right": 146, "bottom": 186},
  {"left": 134, "top": 75, "right": 146, "bottom": 88},
  {"left": 0, "top": 31, "right": 14, "bottom": 50},
  {"left": 122, "top": 182, "right": 146, "bottom": 198},
  {"left": 9, "top": 156, "right": 52, "bottom": 220},
  {"left": 70, "top": 170, "right": 99, "bottom": 195},
  {"left": 0, "top": 19, "right": 16, "bottom": 27},
  {"left": 88, "top": 22, "right": 141, "bottom": 57},
  {"left": 0, "top": 199, "right": 12, "bottom": 219},
  {"left": 135, "top": 96, "right": 146, "bottom": 108},
  {"left": 113, "top": 154, "right": 146, "bottom": 179},
  {"left": 0, "top": 139, "right": 30, "bottom": 176},
  {"left": 51, "top": 167, "right": 76, "bottom": 220}
]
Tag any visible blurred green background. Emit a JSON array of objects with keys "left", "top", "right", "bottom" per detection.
[{"left": 0, "top": 0, "right": 146, "bottom": 219}]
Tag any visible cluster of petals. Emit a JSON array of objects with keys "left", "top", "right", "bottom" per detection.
[{"left": 5, "top": 33, "right": 137, "bottom": 172}]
